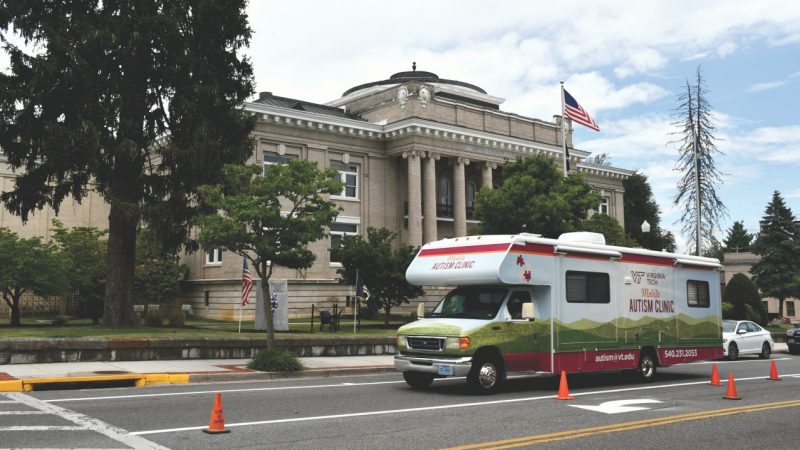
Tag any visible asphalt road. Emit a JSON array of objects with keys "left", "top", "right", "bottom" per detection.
[{"left": 3, "top": 354, "right": 799, "bottom": 449}]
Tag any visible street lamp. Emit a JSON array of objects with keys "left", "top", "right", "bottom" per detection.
[{"left": 641, "top": 220, "right": 651, "bottom": 233}]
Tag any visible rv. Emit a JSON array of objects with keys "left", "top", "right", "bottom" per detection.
[{"left": 395, "top": 232, "right": 723, "bottom": 393}]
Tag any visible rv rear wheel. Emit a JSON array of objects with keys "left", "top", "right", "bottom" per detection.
[
  {"left": 467, "top": 356, "right": 503, "bottom": 394},
  {"left": 403, "top": 371, "right": 434, "bottom": 389},
  {"left": 637, "top": 352, "right": 657, "bottom": 382}
]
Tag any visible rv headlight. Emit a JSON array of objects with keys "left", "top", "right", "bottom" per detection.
[{"left": 446, "top": 337, "right": 471, "bottom": 350}]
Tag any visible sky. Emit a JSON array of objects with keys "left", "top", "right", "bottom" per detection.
[
  {"left": 245, "top": 0, "right": 800, "bottom": 252},
  {"left": 2, "top": 1, "right": 798, "bottom": 253}
]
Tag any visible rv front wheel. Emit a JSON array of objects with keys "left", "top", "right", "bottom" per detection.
[
  {"left": 403, "top": 371, "right": 434, "bottom": 389},
  {"left": 467, "top": 356, "right": 503, "bottom": 394},
  {"left": 637, "top": 353, "right": 657, "bottom": 382}
]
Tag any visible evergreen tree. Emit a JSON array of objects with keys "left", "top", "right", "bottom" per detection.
[
  {"left": 672, "top": 67, "right": 727, "bottom": 255},
  {"left": 751, "top": 191, "right": 800, "bottom": 318},
  {"left": 336, "top": 227, "right": 424, "bottom": 326},
  {"left": 474, "top": 155, "right": 600, "bottom": 237},
  {"left": 623, "top": 172, "right": 676, "bottom": 252},
  {"left": 196, "top": 162, "right": 342, "bottom": 349},
  {"left": 723, "top": 273, "right": 766, "bottom": 325},
  {"left": 0, "top": 1, "right": 255, "bottom": 326},
  {"left": 722, "top": 221, "right": 753, "bottom": 253}
]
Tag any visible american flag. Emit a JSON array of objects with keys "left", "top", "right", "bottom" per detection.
[
  {"left": 563, "top": 89, "right": 599, "bottom": 131},
  {"left": 241, "top": 257, "right": 253, "bottom": 307}
]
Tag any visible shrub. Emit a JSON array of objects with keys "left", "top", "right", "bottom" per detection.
[
  {"left": 721, "top": 302, "right": 734, "bottom": 319},
  {"left": 144, "top": 309, "right": 163, "bottom": 327},
  {"left": 248, "top": 349, "right": 304, "bottom": 372}
]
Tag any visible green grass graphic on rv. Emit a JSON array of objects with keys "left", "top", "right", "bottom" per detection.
[{"left": 555, "top": 314, "right": 720, "bottom": 349}]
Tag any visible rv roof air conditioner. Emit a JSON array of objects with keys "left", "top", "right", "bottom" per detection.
[{"left": 557, "top": 232, "right": 606, "bottom": 246}]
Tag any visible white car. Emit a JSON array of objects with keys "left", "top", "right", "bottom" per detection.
[{"left": 722, "top": 320, "right": 773, "bottom": 360}]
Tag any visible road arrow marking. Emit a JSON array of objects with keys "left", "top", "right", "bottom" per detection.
[{"left": 569, "top": 399, "right": 663, "bottom": 414}]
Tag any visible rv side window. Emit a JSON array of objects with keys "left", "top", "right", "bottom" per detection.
[
  {"left": 565, "top": 271, "right": 610, "bottom": 304},
  {"left": 687, "top": 280, "right": 710, "bottom": 307}
]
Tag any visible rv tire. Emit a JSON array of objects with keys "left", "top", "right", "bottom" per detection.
[
  {"left": 403, "top": 371, "right": 434, "bottom": 389},
  {"left": 467, "top": 355, "right": 503, "bottom": 394},
  {"left": 637, "top": 352, "right": 657, "bottom": 382}
]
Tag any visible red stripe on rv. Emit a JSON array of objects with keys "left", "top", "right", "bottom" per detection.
[
  {"left": 619, "top": 253, "right": 675, "bottom": 266},
  {"left": 509, "top": 243, "right": 555, "bottom": 255},
  {"left": 417, "top": 243, "right": 510, "bottom": 256}
]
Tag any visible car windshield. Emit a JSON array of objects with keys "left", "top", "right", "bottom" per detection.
[
  {"left": 722, "top": 321, "right": 737, "bottom": 332},
  {"left": 428, "top": 286, "right": 508, "bottom": 320}
]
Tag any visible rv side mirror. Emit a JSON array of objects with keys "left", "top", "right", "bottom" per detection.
[
  {"left": 417, "top": 302, "right": 425, "bottom": 319},
  {"left": 521, "top": 302, "right": 535, "bottom": 321}
]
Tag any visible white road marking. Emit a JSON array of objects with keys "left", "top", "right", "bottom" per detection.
[
  {"left": 570, "top": 399, "right": 663, "bottom": 414},
  {"left": 0, "top": 411, "right": 48, "bottom": 415},
  {"left": 0, "top": 426, "right": 88, "bottom": 431},
  {"left": 687, "top": 357, "right": 792, "bottom": 365},
  {"left": 131, "top": 372, "right": 800, "bottom": 436},
  {"left": 46, "top": 379, "right": 404, "bottom": 403},
  {"left": 6, "top": 393, "right": 169, "bottom": 450}
]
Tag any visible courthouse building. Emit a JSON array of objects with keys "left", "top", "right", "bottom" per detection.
[
  {"left": 1, "top": 67, "right": 635, "bottom": 320},
  {"left": 178, "top": 67, "right": 634, "bottom": 320}
]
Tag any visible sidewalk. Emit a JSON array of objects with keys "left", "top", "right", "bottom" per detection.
[{"left": 0, "top": 355, "right": 396, "bottom": 392}]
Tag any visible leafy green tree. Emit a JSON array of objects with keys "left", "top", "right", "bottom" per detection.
[
  {"left": 196, "top": 162, "right": 342, "bottom": 349},
  {"left": 580, "top": 214, "right": 638, "bottom": 247},
  {"left": 133, "top": 228, "right": 187, "bottom": 308},
  {"left": 751, "top": 191, "right": 800, "bottom": 318},
  {"left": 336, "top": 227, "right": 424, "bottom": 325},
  {"left": 623, "top": 172, "right": 676, "bottom": 252},
  {"left": 474, "top": 155, "right": 600, "bottom": 237},
  {"left": 0, "top": 1, "right": 255, "bottom": 326},
  {"left": 0, "top": 228, "right": 70, "bottom": 326},
  {"left": 723, "top": 273, "right": 766, "bottom": 325},
  {"left": 50, "top": 220, "right": 107, "bottom": 324},
  {"left": 722, "top": 221, "right": 753, "bottom": 253},
  {"left": 672, "top": 67, "right": 727, "bottom": 255}
]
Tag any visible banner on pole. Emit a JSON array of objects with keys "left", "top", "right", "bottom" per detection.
[{"left": 254, "top": 279, "right": 289, "bottom": 331}]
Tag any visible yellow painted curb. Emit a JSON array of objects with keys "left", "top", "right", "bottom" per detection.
[
  {"left": 0, "top": 380, "right": 23, "bottom": 392},
  {"left": 144, "top": 373, "right": 190, "bottom": 385},
  {"left": 20, "top": 374, "right": 144, "bottom": 391}
]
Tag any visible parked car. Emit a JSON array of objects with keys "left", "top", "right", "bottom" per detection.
[
  {"left": 787, "top": 322, "right": 800, "bottom": 355},
  {"left": 722, "top": 320, "right": 773, "bottom": 360}
]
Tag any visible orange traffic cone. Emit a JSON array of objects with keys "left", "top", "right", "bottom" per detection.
[
  {"left": 203, "top": 392, "right": 231, "bottom": 434},
  {"left": 710, "top": 363, "right": 721, "bottom": 386},
  {"left": 555, "top": 370, "right": 574, "bottom": 400},
  {"left": 767, "top": 360, "right": 782, "bottom": 381},
  {"left": 723, "top": 372, "right": 741, "bottom": 400}
]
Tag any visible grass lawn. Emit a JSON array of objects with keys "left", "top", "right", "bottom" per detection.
[{"left": 0, "top": 316, "right": 400, "bottom": 339}]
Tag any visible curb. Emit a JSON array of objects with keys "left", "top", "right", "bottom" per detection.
[{"left": 0, "top": 367, "right": 396, "bottom": 392}]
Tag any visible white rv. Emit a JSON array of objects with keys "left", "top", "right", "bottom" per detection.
[{"left": 395, "top": 232, "right": 723, "bottom": 392}]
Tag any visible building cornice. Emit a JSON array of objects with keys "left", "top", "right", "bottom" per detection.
[{"left": 244, "top": 102, "right": 632, "bottom": 180}]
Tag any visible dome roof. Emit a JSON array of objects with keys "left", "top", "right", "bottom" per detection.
[{"left": 342, "top": 67, "right": 487, "bottom": 97}]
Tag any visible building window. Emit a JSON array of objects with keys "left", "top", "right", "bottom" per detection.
[
  {"left": 329, "top": 220, "right": 359, "bottom": 264},
  {"left": 205, "top": 248, "right": 222, "bottom": 265},
  {"left": 763, "top": 301, "right": 770, "bottom": 314},
  {"left": 466, "top": 181, "right": 477, "bottom": 219},
  {"left": 565, "top": 271, "right": 610, "bottom": 303},
  {"left": 263, "top": 153, "right": 292, "bottom": 176},
  {"left": 599, "top": 197, "right": 610, "bottom": 215},
  {"left": 687, "top": 280, "right": 710, "bottom": 308},
  {"left": 331, "top": 161, "right": 358, "bottom": 199},
  {"left": 204, "top": 290, "right": 210, "bottom": 307},
  {"left": 438, "top": 177, "right": 452, "bottom": 217},
  {"left": 788, "top": 301, "right": 796, "bottom": 317}
]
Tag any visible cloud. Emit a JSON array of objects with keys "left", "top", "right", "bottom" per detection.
[
  {"left": 721, "top": 125, "right": 800, "bottom": 163},
  {"left": 747, "top": 80, "right": 789, "bottom": 92},
  {"left": 717, "top": 42, "right": 738, "bottom": 57}
]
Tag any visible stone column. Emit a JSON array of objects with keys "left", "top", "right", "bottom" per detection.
[
  {"left": 403, "top": 151, "right": 423, "bottom": 247},
  {"left": 453, "top": 157, "right": 470, "bottom": 237},
  {"left": 481, "top": 162, "right": 496, "bottom": 189},
  {"left": 422, "top": 152, "right": 439, "bottom": 244}
]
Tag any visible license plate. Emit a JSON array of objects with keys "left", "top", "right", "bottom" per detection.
[{"left": 437, "top": 365, "right": 454, "bottom": 376}]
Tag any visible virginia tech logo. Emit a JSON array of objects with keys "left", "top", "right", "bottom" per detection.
[{"left": 631, "top": 271, "right": 645, "bottom": 284}]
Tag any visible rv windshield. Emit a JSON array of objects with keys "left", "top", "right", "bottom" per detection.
[{"left": 428, "top": 287, "right": 508, "bottom": 320}]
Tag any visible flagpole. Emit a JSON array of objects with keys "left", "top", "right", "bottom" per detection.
[
  {"left": 354, "top": 269, "right": 358, "bottom": 334},
  {"left": 560, "top": 81, "right": 568, "bottom": 177},
  {"left": 238, "top": 302, "right": 243, "bottom": 333}
]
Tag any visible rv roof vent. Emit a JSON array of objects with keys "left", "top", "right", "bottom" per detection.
[{"left": 557, "top": 232, "right": 606, "bottom": 246}]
